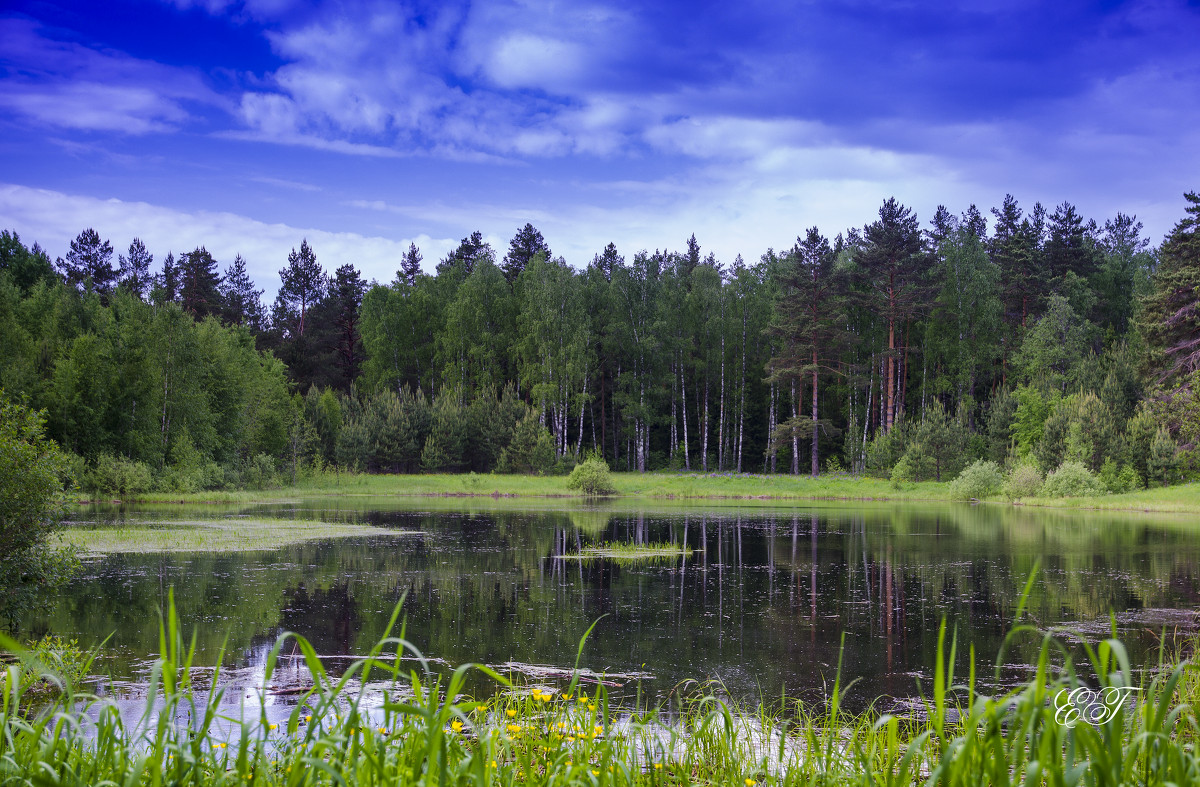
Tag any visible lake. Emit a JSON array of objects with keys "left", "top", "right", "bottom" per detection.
[{"left": 40, "top": 497, "right": 1200, "bottom": 709}]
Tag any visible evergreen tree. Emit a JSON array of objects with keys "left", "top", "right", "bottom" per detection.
[
  {"left": 398, "top": 242, "right": 423, "bottom": 286},
  {"left": 436, "top": 231, "right": 491, "bottom": 278},
  {"left": 856, "top": 198, "right": 929, "bottom": 432},
  {"left": 503, "top": 223, "right": 551, "bottom": 284},
  {"left": 178, "top": 246, "right": 223, "bottom": 318},
  {"left": 220, "top": 254, "right": 265, "bottom": 330},
  {"left": 156, "top": 252, "right": 180, "bottom": 303},
  {"left": 771, "top": 227, "right": 847, "bottom": 475},
  {"left": 329, "top": 264, "right": 367, "bottom": 390},
  {"left": 59, "top": 228, "right": 117, "bottom": 296},
  {"left": 590, "top": 242, "right": 622, "bottom": 282},
  {"left": 276, "top": 239, "right": 325, "bottom": 337},
  {"left": 990, "top": 195, "right": 1042, "bottom": 328},
  {"left": 1141, "top": 192, "right": 1200, "bottom": 386},
  {"left": 0, "top": 230, "right": 55, "bottom": 292},
  {"left": 1045, "top": 202, "right": 1098, "bottom": 284},
  {"left": 118, "top": 237, "right": 153, "bottom": 298}
]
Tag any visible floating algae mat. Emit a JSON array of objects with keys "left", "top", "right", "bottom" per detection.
[
  {"left": 555, "top": 542, "right": 692, "bottom": 562},
  {"left": 65, "top": 516, "right": 417, "bottom": 554}
]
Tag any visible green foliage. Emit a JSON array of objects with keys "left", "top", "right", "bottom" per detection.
[
  {"left": 85, "top": 453, "right": 153, "bottom": 495},
  {"left": 1148, "top": 428, "right": 1179, "bottom": 487},
  {"left": 497, "top": 411, "right": 556, "bottom": 474},
  {"left": 565, "top": 454, "right": 617, "bottom": 495},
  {"left": 1010, "top": 384, "right": 1053, "bottom": 459},
  {"left": 1041, "top": 461, "right": 1104, "bottom": 498},
  {"left": 19, "top": 635, "right": 90, "bottom": 695},
  {"left": 949, "top": 459, "right": 1004, "bottom": 500},
  {"left": 0, "top": 395, "right": 78, "bottom": 629},
  {"left": 1099, "top": 458, "right": 1142, "bottom": 494},
  {"left": 1004, "top": 462, "right": 1044, "bottom": 499}
]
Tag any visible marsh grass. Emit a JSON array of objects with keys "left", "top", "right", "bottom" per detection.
[
  {"left": 4, "top": 585, "right": 1200, "bottom": 786},
  {"left": 64, "top": 516, "right": 414, "bottom": 554},
  {"left": 557, "top": 542, "right": 693, "bottom": 563}
]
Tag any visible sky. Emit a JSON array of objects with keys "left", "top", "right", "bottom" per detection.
[{"left": 1, "top": 0, "right": 1198, "bottom": 296}]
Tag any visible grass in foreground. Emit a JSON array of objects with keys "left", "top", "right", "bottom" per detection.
[
  {"left": 5, "top": 591, "right": 1200, "bottom": 787},
  {"left": 64, "top": 516, "right": 412, "bottom": 554}
]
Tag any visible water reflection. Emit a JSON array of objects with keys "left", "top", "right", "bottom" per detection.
[{"left": 41, "top": 500, "right": 1200, "bottom": 706}]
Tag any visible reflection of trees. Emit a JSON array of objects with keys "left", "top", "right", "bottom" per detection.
[{"left": 41, "top": 501, "right": 1200, "bottom": 705}]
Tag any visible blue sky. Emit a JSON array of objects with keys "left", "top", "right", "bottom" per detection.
[{"left": 1, "top": 0, "right": 1198, "bottom": 295}]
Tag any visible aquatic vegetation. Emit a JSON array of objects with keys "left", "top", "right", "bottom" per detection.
[
  {"left": 64, "top": 516, "right": 414, "bottom": 554},
  {"left": 4, "top": 589, "right": 1200, "bottom": 786},
  {"left": 558, "top": 542, "right": 692, "bottom": 563}
]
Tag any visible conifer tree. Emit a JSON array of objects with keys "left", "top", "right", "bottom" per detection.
[
  {"left": 60, "top": 228, "right": 117, "bottom": 296},
  {"left": 276, "top": 239, "right": 325, "bottom": 337},
  {"left": 503, "top": 223, "right": 550, "bottom": 283},
  {"left": 118, "top": 237, "right": 153, "bottom": 298},
  {"left": 398, "top": 242, "right": 423, "bottom": 286},
  {"left": 178, "top": 246, "right": 223, "bottom": 318}
]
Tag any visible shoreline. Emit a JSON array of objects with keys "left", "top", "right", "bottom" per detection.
[{"left": 70, "top": 471, "right": 1200, "bottom": 515}]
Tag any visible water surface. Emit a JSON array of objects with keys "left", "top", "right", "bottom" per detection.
[{"left": 42, "top": 498, "right": 1200, "bottom": 707}]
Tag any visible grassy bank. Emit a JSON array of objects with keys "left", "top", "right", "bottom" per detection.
[
  {"left": 4, "top": 600, "right": 1200, "bottom": 786},
  {"left": 75, "top": 471, "right": 1200, "bottom": 514}
]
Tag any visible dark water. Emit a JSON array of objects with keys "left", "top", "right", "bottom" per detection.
[{"left": 39, "top": 498, "right": 1200, "bottom": 708}]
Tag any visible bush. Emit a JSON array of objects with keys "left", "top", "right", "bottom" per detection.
[
  {"left": 1005, "top": 463, "right": 1044, "bottom": 499},
  {"left": 86, "top": 453, "right": 153, "bottom": 496},
  {"left": 566, "top": 455, "right": 617, "bottom": 495},
  {"left": 1041, "top": 461, "right": 1104, "bottom": 498},
  {"left": 949, "top": 460, "right": 1004, "bottom": 500},
  {"left": 20, "top": 635, "right": 91, "bottom": 695},
  {"left": 1099, "top": 458, "right": 1142, "bottom": 494},
  {"left": 0, "top": 395, "right": 79, "bottom": 628},
  {"left": 890, "top": 452, "right": 916, "bottom": 489},
  {"left": 242, "top": 453, "right": 279, "bottom": 489}
]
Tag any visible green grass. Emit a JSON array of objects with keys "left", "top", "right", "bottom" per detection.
[
  {"left": 64, "top": 516, "right": 413, "bottom": 554},
  {"left": 74, "top": 471, "right": 1200, "bottom": 515},
  {"left": 557, "top": 542, "right": 693, "bottom": 563},
  {"left": 4, "top": 592, "right": 1200, "bottom": 786}
]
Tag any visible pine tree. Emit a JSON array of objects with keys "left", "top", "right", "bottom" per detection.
[
  {"left": 329, "top": 263, "right": 367, "bottom": 389},
  {"left": 990, "top": 194, "right": 1042, "bottom": 328},
  {"left": 59, "top": 228, "right": 117, "bottom": 296},
  {"left": 590, "top": 242, "right": 622, "bottom": 282},
  {"left": 0, "top": 230, "right": 55, "bottom": 291},
  {"left": 276, "top": 239, "right": 325, "bottom": 336},
  {"left": 503, "top": 223, "right": 551, "bottom": 283},
  {"left": 1142, "top": 191, "right": 1200, "bottom": 385},
  {"left": 178, "top": 246, "right": 223, "bottom": 318},
  {"left": 436, "top": 231, "right": 491, "bottom": 277},
  {"left": 771, "top": 227, "right": 847, "bottom": 475},
  {"left": 856, "top": 198, "right": 929, "bottom": 432},
  {"left": 118, "top": 237, "right": 154, "bottom": 298},
  {"left": 1045, "top": 202, "right": 1097, "bottom": 284},
  {"left": 220, "top": 254, "right": 265, "bottom": 330},
  {"left": 398, "top": 242, "right": 423, "bottom": 286}
]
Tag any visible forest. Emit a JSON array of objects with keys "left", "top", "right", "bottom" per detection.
[{"left": 1, "top": 191, "right": 1198, "bottom": 494}]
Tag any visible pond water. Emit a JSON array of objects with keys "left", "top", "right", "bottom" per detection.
[{"left": 39, "top": 498, "right": 1200, "bottom": 709}]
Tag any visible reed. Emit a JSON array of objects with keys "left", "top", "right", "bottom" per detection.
[{"left": 3, "top": 591, "right": 1199, "bottom": 786}]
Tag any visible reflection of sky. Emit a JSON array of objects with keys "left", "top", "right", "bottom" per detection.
[{"left": 2, "top": 1, "right": 1198, "bottom": 294}]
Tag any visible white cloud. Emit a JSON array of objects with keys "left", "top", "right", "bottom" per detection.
[
  {"left": 0, "top": 18, "right": 223, "bottom": 133},
  {"left": 0, "top": 184, "right": 455, "bottom": 295}
]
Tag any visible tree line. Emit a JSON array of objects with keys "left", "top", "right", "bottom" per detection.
[{"left": 1, "top": 192, "right": 1198, "bottom": 492}]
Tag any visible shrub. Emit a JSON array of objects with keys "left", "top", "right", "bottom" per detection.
[
  {"left": 1041, "top": 461, "right": 1104, "bottom": 498},
  {"left": 20, "top": 635, "right": 90, "bottom": 695},
  {"left": 1099, "top": 458, "right": 1142, "bottom": 494},
  {"left": 949, "top": 460, "right": 1004, "bottom": 500},
  {"left": 566, "top": 455, "right": 617, "bottom": 495},
  {"left": 242, "top": 453, "right": 279, "bottom": 489},
  {"left": 1005, "top": 463, "right": 1044, "bottom": 499},
  {"left": 890, "top": 452, "right": 916, "bottom": 489},
  {"left": 86, "top": 453, "right": 153, "bottom": 495}
]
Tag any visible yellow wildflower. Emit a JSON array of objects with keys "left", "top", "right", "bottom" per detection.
[
  {"left": 745, "top": 779, "right": 757, "bottom": 787},
  {"left": 506, "top": 708, "right": 517, "bottom": 717},
  {"left": 268, "top": 723, "right": 278, "bottom": 731},
  {"left": 451, "top": 720, "right": 463, "bottom": 732},
  {"left": 654, "top": 762, "right": 663, "bottom": 770}
]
